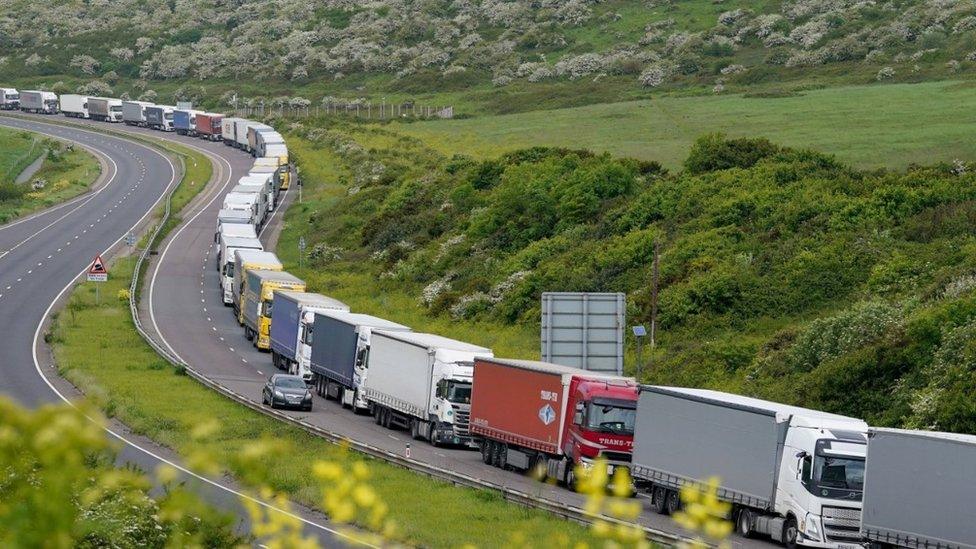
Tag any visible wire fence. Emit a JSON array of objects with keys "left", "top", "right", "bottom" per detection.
[{"left": 234, "top": 103, "right": 454, "bottom": 120}]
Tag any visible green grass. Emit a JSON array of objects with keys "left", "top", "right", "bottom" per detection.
[
  {"left": 50, "top": 259, "right": 601, "bottom": 548},
  {"left": 0, "top": 127, "right": 44, "bottom": 184},
  {"left": 394, "top": 80, "right": 976, "bottom": 170},
  {"left": 0, "top": 136, "right": 100, "bottom": 224}
]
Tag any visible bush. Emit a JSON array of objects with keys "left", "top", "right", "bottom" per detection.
[{"left": 684, "top": 134, "right": 780, "bottom": 174}]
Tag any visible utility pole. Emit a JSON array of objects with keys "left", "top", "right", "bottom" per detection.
[{"left": 649, "top": 239, "right": 660, "bottom": 370}]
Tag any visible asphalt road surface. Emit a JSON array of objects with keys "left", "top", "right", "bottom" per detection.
[{"left": 0, "top": 114, "right": 351, "bottom": 548}]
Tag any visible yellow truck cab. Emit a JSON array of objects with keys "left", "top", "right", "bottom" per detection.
[{"left": 241, "top": 269, "right": 306, "bottom": 350}]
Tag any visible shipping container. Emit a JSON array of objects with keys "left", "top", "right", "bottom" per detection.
[
  {"left": 59, "top": 94, "right": 89, "bottom": 118},
  {"left": 88, "top": 97, "right": 123, "bottom": 122},
  {"left": 20, "top": 90, "right": 59, "bottom": 114},
  {"left": 196, "top": 113, "right": 223, "bottom": 140},
  {"left": 308, "top": 312, "right": 410, "bottom": 410},
  {"left": 221, "top": 116, "right": 240, "bottom": 144},
  {"left": 860, "top": 428, "right": 976, "bottom": 549},
  {"left": 122, "top": 101, "right": 153, "bottom": 126},
  {"left": 269, "top": 291, "right": 350, "bottom": 380},
  {"left": 241, "top": 270, "right": 305, "bottom": 350}
]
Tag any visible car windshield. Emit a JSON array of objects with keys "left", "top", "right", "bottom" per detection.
[
  {"left": 275, "top": 377, "right": 306, "bottom": 389},
  {"left": 444, "top": 380, "right": 471, "bottom": 404},
  {"left": 814, "top": 455, "right": 864, "bottom": 491},
  {"left": 586, "top": 402, "right": 636, "bottom": 435}
]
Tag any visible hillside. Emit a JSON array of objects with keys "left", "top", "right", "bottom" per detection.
[
  {"left": 277, "top": 123, "right": 976, "bottom": 435},
  {"left": 2, "top": 0, "right": 976, "bottom": 113}
]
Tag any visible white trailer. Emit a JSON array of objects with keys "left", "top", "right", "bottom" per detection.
[
  {"left": 253, "top": 130, "right": 285, "bottom": 158},
  {"left": 233, "top": 119, "right": 254, "bottom": 150},
  {"left": 222, "top": 192, "right": 262, "bottom": 228},
  {"left": 20, "top": 90, "right": 59, "bottom": 114},
  {"left": 230, "top": 184, "right": 268, "bottom": 224},
  {"left": 364, "top": 331, "right": 493, "bottom": 447},
  {"left": 246, "top": 123, "right": 274, "bottom": 153},
  {"left": 239, "top": 172, "right": 276, "bottom": 211},
  {"left": 221, "top": 116, "right": 240, "bottom": 145},
  {"left": 59, "top": 94, "right": 89, "bottom": 118},
  {"left": 214, "top": 223, "right": 258, "bottom": 266},
  {"left": 0, "top": 88, "right": 19, "bottom": 110}
]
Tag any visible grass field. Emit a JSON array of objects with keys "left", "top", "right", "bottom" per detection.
[
  {"left": 0, "top": 127, "right": 44, "bottom": 184},
  {"left": 395, "top": 80, "right": 976, "bottom": 170}
]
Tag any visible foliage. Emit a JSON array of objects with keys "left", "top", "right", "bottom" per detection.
[{"left": 683, "top": 133, "right": 779, "bottom": 174}]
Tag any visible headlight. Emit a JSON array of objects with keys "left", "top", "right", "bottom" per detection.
[
  {"left": 803, "top": 515, "right": 821, "bottom": 541},
  {"left": 274, "top": 390, "right": 284, "bottom": 398}
]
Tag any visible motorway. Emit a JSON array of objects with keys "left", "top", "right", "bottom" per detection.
[
  {"left": 3, "top": 113, "right": 778, "bottom": 547},
  {"left": 0, "top": 114, "right": 350, "bottom": 548}
]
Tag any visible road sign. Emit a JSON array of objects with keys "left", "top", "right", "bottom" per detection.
[
  {"left": 125, "top": 232, "right": 136, "bottom": 247},
  {"left": 87, "top": 254, "right": 108, "bottom": 282}
]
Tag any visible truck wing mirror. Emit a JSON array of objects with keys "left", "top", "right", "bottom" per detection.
[{"left": 573, "top": 411, "right": 583, "bottom": 426}]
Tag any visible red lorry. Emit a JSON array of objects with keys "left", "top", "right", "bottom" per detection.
[
  {"left": 470, "top": 357, "right": 639, "bottom": 489},
  {"left": 196, "top": 113, "right": 223, "bottom": 141}
]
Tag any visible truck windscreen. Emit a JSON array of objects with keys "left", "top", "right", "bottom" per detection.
[
  {"left": 801, "top": 440, "right": 865, "bottom": 501},
  {"left": 445, "top": 380, "right": 471, "bottom": 404},
  {"left": 586, "top": 403, "right": 636, "bottom": 435}
]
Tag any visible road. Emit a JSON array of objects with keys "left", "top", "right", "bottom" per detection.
[{"left": 0, "top": 114, "right": 350, "bottom": 548}]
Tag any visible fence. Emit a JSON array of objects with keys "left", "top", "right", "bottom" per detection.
[{"left": 234, "top": 102, "right": 454, "bottom": 120}]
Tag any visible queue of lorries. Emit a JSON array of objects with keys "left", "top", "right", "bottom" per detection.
[{"left": 4, "top": 84, "right": 974, "bottom": 549}]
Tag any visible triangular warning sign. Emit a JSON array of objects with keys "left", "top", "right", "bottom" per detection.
[{"left": 89, "top": 255, "right": 107, "bottom": 275}]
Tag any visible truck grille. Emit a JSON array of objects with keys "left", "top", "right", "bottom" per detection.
[
  {"left": 454, "top": 410, "right": 470, "bottom": 436},
  {"left": 822, "top": 506, "right": 861, "bottom": 541},
  {"left": 601, "top": 451, "right": 632, "bottom": 463}
]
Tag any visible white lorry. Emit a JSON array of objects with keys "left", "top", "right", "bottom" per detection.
[
  {"left": 88, "top": 97, "right": 123, "bottom": 122},
  {"left": 229, "top": 184, "right": 268, "bottom": 224},
  {"left": 59, "top": 94, "right": 89, "bottom": 118},
  {"left": 222, "top": 192, "right": 262, "bottom": 228},
  {"left": 20, "top": 90, "right": 59, "bottom": 114},
  {"left": 214, "top": 222, "right": 258, "bottom": 260},
  {"left": 239, "top": 173, "right": 276, "bottom": 212},
  {"left": 364, "top": 331, "right": 493, "bottom": 447},
  {"left": 218, "top": 234, "right": 262, "bottom": 284},
  {"left": 632, "top": 387, "right": 868, "bottom": 548},
  {"left": 0, "top": 88, "right": 19, "bottom": 110}
]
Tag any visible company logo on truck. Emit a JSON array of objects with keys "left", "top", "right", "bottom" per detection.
[{"left": 538, "top": 404, "right": 556, "bottom": 426}]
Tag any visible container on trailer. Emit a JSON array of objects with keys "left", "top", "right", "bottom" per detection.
[
  {"left": 21, "top": 90, "right": 59, "bottom": 114},
  {"left": 246, "top": 123, "right": 274, "bottom": 152},
  {"left": 240, "top": 172, "right": 276, "bottom": 209},
  {"left": 860, "top": 428, "right": 976, "bottom": 549},
  {"left": 269, "top": 291, "right": 350, "bottom": 379},
  {"left": 228, "top": 250, "right": 281, "bottom": 309},
  {"left": 222, "top": 117, "right": 240, "bottom": 145},
  {"left": 145, "top": 105, "right": 174, "bottom": 131},
  {"left": 59, "top": 94, "right": 89, "bottom": 118},
  {"left": 364, "top": 332, "right": 492, "bottom": 446},
  {"left": 254, "top": 130, "right": 285, "bottom": 157},
  {"left": 88, "top": 97, "right": 123, "bottom": 122},
  {"left": 632, "top": 387, "right": 867, "bottom": 547},
  {"left": 196, "top": 113, "right": 223, "bottom": 140},
  {"left": 470, "top": 357, "right": 637, "bottom": 482},
  {"left": 222, "top": 192, "right": 261, "bottom": 227},
  {"left": 307, "top": 312, "right": 410, "bottom": 410},
  {"left": 230, "top": 183, "right": 268, "bottom": 222},
  {"left": 233, "top": 119, "right": 254, "bottom": 149},
  {"left": 122, "top": 101, "right": 153, "bottom": 126},
  {"left": 248, "top": 164, "right": 281, "bottom": 193},
  {"left": 217, "top": 208, "right": 252, "bottom": 228},
  {"left": 0, "top": 88, "right": 20, "bottom": 110},
  {"left": 241, "top": 270, "right": 305, "bottom": 350}
]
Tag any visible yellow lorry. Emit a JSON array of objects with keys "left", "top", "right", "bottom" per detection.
[
  {"left": 233, "top": 250, "right": 282, "bottom": 322},
  {"left": 241, "top": 269, "right": 306, "bottom": 350}
]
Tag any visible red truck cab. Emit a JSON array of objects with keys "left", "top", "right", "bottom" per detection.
[{"left": 562, "top": 376, "right": 638, "bottom": 468}]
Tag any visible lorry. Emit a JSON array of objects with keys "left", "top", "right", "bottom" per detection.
[
  {"left": 218, "top": 234, "right": 262, "bottom": 280},
  {"left": 263, "top": 143, "right": 290, "bottom": 186},
  {"left": 246, "top": 123, "right": 274, "bottom": 153},
  {"left": 173, "top": 109, "right": 204, "bottom": 136},
  {"left": 59, "top": 94, "right": 89, "bottom": 118},
  {"left": 145, "top": 105, "right": 174, "bottom": 131},
  {"left": 365, "top": 332, "right": 492, "bottom": 446},
  {"left": 216, "top": 208, "right": 253, "bottom": 240},
  {"left": 253, "top": 130, "right": 285, "bottom": 158},
  {"left": 269, "top": 292, "right": 350, "bottom": 379},
  {"left": 632, "top": 387, "right": 868, "bottom": 548},
  {"left": 860, "top": 428, "right": 976, "bottom": 549},
  {"left": 222, "top": 192, "right": 262, "bottom": 228},
  {"left": 196, "top": 113, "right": 223, "bottom": 141},
  {"left": 230, "top": 183, "right": 269, "bottom": 222},
  {"left": 240, "top": 270, "right": 305, "bottom": 350},
  {"left": 227, "top": 250, "right": 281, "bottom": 308},
  {"left": 0, "top": 88, "right": 19, "bottom": 110},
  {"left": 88, "top": 97, "right": 123, "bottom": 122},
  {"left": 469, "top": 357, "right": 638, "bottom": 486},
  {"left": 122, "top": 100, "right": 153, "bottom": 126},
  {"left": 214, "top": 220, "right": 257, "bottom": 251},
  {"left": 233, "top": 119, "right": 257, "bottom": 150},
  {"left": 307, "top": 312, "right": 411, "bottom": 410},
  {"left": 248, "top": 164, "right": 281, "bottom": 195},
  {"left": 20, "top": 90, "right": 59, "bottom": 114},
  {"left": 252, "top": 157, "right": 287, "bottom": 190},
  {"left": 239, "top": 173, "right": 276, "bottom": 210},
  {"left": 221, "top": 116, "right": 240, "bottom": 145}
]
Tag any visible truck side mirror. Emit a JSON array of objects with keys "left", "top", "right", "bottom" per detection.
[{"left": 573, "top": 411, "right": 583, "bottom": 425}]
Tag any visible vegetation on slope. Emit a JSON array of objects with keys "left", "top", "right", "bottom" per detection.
[
  {"left": 0, "top": 126, "right": 43, "bottom": 183},
  {"left": 281, "top": 121, "right": 976, "bottom": 434},
  {"left": 3, "top": 0, "right": 976, "bottom": 113}
]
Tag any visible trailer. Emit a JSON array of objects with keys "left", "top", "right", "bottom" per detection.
[
  {"left": 228, "top": 250, "right": 281, "bottom": 308},
  {"left": 230, "top": 183, "right": 269, "bottom": 222},
  {"left": 0, "top": 88, "right": 19, "bottom": 110},
  {"left": 253, "top": 130, "right": 285, "bottom": 158},
  {"left": 233, "top": 119, "right": 255, "bottom": 150},
  {"left": 145, "top": 105, "right": 174, "bottom": 131},
  {"left": 307, "top": 312, "right": 410, "bottom": 411},
  {"left": 222, "top": 192, "right": 262, "bottom": 228},
  {"left": 470, "top": 357, "right": 638, "bottom": 486},
  {"left": 860, "top": 428, "right": 976, "bottom": 549},
  {"left": 248, "top": 164, "right": 282, "bottom": 195},
  {"left": 59, "top": 94, "right": 89, "bottom": 119},
  {"left": 20, "top": 90, "right": 59, "bottom": 114},
  {"left": 241, "top": 270, "right": 305, "bottom": 350},
  {"left": 269, "top": 291, "right": 350, "bottom": 380},
  {"left": 239, "top": 172, "right": 276, "bottom": 210},
  {"left": 196, "top": 113, "right": 223, "bottom": 141},
  {"left": 122, "top": 101, "right": 153, "bottom": 126},
  {"left": 88, "top": 97, "right": 123, "bottom": 122},
  {"left": 216, "top": 208, "right": 253, "bottom": 235},
  {"left": 214, "top": 220, "right": 257, "bottom": 251},
  {"left": 218, "top": 234, "right": 262, "bottom": 279},
  {"left": 173, "top": 109, "right": 204, "bottom": 136},
  {"left": 246, "top": 123, "right": 274, "bottom": 153},
  {"left": 632, "top": 387, "right": 867, "bottom": 548},
  {"left": 364, "top": 332, "right": 492, "bottom": 446},
  {"left": 221, "top": 116, "right": 240, "bottom": 145}
]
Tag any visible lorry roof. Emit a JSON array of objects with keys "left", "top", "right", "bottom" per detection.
[
  {"left": 869, "top": 427, "right": 976, "bottom": 445},
  {"left": 479, "top": 356, "right": 634, "bottom": 381},
  {"left": 316, "top": 310, "right": 410, "bottom": 330},
  {"left": 248, "top": 269, "right": 304, "bottom": 284},
  {"left": 645, "top": 386, "right": 866, "bottom": 426},
  {"left": 231, "top": 185, "right": 262, "bottom": 194},
  {"left": 223, "top": 236, "right": 262, "bottom": 247},
  {"left": 240, "top": 174, "right": 272, "bottom": 184},
  {"left": 274, "top": 291, "right": 349, "bottom": 310},
  {"left": 375, "top": 331, "right": 491, "bottom": 353},
  {"left": 224, "top": 192, "right": 258, "bottom": 202},
  {"left": 235, "top": 250, "right": 280, "bottom": 264},
  {"left": 218, "top": 208, "right": 251, "bottom": 218}
]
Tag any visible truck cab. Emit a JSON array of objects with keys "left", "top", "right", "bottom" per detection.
[
  {"left": 0, "top": 88, "right": 19, "bottom": 110},
  {"left": 427, "top": 350, "right": 479, "bottom": 444},
  {"left": 562, "top": 378, "right": 638, "bottom": 473},
  {"left": 776, "top": 418, "right": 866, "bottom": 548}
]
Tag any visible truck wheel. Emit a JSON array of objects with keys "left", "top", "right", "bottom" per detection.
[
  {"left": 782, "top": 517, "right": 798, "bottom": 549},
  {"left": 652, "top": 486, "right": 668, "bottom": 514},
  {"left": 665, "top": 489, "right": 681, "bottom": 515},
  {"left": 481, "top": 442, "right": 492, "bottom": 464},
  {"left": 564, "top": 464, "right": 577, "bottom": 491},
  {"left": 736, "top": 508, "right": 753, "bottom": 538},
  {"left": 381, "top": 408, "right": 392, "bottom": 429},
  {"left": 497, "top": 444, "right": 507, "bottom": 470},
  {"left": 373, "top": 407, "right": 383, "bottom": 425}
]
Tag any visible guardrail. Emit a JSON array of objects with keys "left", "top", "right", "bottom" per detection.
[{"left": 118, "top": 129, "right": 685, "bottom": 547}]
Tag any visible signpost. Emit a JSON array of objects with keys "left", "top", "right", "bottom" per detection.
[{"left": 87, "top": 254, "right": 108, "bottom": 303}]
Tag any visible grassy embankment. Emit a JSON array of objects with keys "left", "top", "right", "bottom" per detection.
[
  {"left": 0, "top": 126, "right": 100, "bottom": 223},
  {"left": 49, "top": 134, "right": 603, "bottom": 547}
]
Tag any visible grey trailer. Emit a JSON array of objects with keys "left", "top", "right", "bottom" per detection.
[
  {"left": 20, "top": 90, "right": 59, "bottom": 114},
  {"left": 122, "top": 101, "right": 153, "bottom": 126},
  {"left": 861, "top": 428, "right": 976, "bottom": 549}
]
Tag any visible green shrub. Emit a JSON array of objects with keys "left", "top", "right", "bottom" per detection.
[{"left": 684, "top": 134, "right": 780, "bottom": 174}]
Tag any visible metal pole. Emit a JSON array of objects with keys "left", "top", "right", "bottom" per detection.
[
  {"left": 636, "top": 337, "right": 643, "bottom": 381},
  {"left": 649, "top": 240, "right": 659, "bottom": 369}
]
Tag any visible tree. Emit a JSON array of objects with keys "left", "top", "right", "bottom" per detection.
[{"left": 684, "top": 133, "right": 780, "bottom": 174}]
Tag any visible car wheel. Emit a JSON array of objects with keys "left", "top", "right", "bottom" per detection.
[
  {"left": 783, "top": 516, "right": 798, "bottom": 549},
  {"left": 736, "top": 508, "right": 753, "bottom": 538},
  {"left": 652, "top": 486, "right": 668, "bottom": 515}
]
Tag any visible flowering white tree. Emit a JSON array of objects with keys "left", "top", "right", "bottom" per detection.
[{"left": 110, "top": 47, "right": 135, "bottom": 62}]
